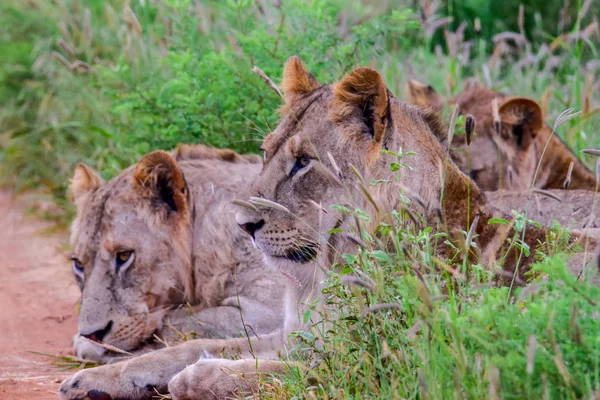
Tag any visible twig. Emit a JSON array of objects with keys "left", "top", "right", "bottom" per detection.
[{"left": 252, "top": 66, "right": 284, "bottom": 101}]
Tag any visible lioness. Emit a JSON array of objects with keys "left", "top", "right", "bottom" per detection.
[
  {"left": 69, "top": 145, "right": 283, "bottom": 362},
  {"left": 405, "top": 80, "right": 598, "bottom": 191},
  {"left": 486, "top": 189, "right": 599, "bottom": 229},
  {"left": 59, "top": 58, "right": 579, "bottom": 400}
]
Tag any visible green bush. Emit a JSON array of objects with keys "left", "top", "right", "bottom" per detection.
[
  {"left": 1, "top": 0, "right": 598, "bottom": 206},
  {"left": 0, "top": 0, "right": 417, "bottom": 203}
]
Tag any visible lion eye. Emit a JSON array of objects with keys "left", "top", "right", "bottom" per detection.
[
  {"left": 290, "top": 155, "right": 311, "bottom": 177},
  {"left": 115, "top": 250, "right": 135, "bottom": 271},
  {"left": 71, "top": 256, "right": 84, "bottom": 275}
]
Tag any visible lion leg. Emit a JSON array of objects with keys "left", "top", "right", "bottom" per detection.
[
  {"left": 160, "top": 296, "right": 283, "bottom": 341},
  {"left": 59, "top": 339, "right": 222, "bottom": 400},
  {"left": 168, "top": 358, "right": 287, "bottom": 400}
]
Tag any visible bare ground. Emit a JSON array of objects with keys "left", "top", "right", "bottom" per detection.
[{"left": 0, "top": 191, "right": 79, "bottom": 399}]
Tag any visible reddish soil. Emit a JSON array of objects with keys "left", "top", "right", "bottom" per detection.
[{"left": 0, "top": 191, "right": 79, "bottom": 399}]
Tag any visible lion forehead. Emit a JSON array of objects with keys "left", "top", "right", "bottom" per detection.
[
  {"left": 265, "top": 87, "right": 333, "bottom": 156},
  {"left": 71, "top": 171, "right": 149, "bottom": 256}
]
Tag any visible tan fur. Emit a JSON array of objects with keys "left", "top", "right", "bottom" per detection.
[
  {"left": 486, "top": 189, "right": 599, "bottom": 229},
  {"left": 332, "top": 68, "right": 390, "bottom": 164},
  {"left": 404, "top": 79, "right": 444, "bottom": 112},
  {"left": 134, "top": 150, "right": 190, "bottom": 216},
  {"left": 406, "top": 82, "right": 597, "bottom": 191},
  {"left": 174, "top": 143, "right": 262, "bottom": 164},
  {"left": 71, "top": 163, "right": 104, "bottom": 208},
  {"left": 280, "top": 55, "right": 320, "bottom": 113},
  {"left": 59, "top": 61, "right": 578, "bottom": 400},
  {"left": 66, "top": 145, "right": 284, "bottom": 363}
]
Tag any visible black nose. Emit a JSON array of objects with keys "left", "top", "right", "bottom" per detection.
[
  {"left": 81, "top": 320, "right": 113, "bottom": 343},
  {"left": 238, "top": 219, "right": 265, "bottom": 238}
]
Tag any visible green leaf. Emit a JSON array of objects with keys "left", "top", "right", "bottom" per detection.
[
  {"left": 371, "top": 250, "right": 389, "bottom": 262},
  {"left": 332, "top": 205, "right": 352, "bottom": 213},
  {"left": 340, "top": 266, "right": 354, "bottom": 275},
  {"left": 342, "top": 254, "right": 357, "bottom": 265},
  {"left": 488, "top": 218, "right": 510, "bottom": 225},
  {"left": 303, "top": 310, "right": 312, "bottom": 324}
]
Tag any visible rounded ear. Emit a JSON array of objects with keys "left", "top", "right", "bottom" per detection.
[
  {"left": 332, "top": 67, "right": 390, "bottom": 144},
  {"left": 71, "top": 163, "right": 104, "bottom": 205},
  {"left": 499, "top": 98, "right": 544, "bottom": 149},
  {"left": 281, "top": 56, "right": 319, "bottom": 108},
  {"left": 462, "top": 77, "right": 484, "bottom": 91},
  {"left": 133, "top": 150, "right": 188, "bottom": 214},
  {"left": 404, "top": 79, "right": 444, "bottom": 113}
]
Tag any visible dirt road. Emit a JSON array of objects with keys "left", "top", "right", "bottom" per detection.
[{"left": 0, "top": 191, "right": 79, "bottom": 399}]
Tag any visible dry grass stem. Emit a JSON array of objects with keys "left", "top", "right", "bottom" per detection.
[{"left": 252, "top": 66, "right": 284, "bottom": 101}]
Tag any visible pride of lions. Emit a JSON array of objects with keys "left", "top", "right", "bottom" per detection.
[{"left": 58, "top": 57, "right": 598, "bottom": 399}]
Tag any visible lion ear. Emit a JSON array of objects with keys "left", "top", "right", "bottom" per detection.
[
  {"left": 281, "top": 56, "right": 319, "bottom": 106},
  {"left": 71, "top": 163, "right": 104, "bottom": 205},
  {"left": 133, "top": 150, "right": 188, "bottom": 214},
  {"left": 405, "top": 80, "right": 444, "bottom": 113},
  {"left": 462, "top": 77, "right": 483, "bottom": 91},
  {"left": 332, "top": 67, "right": 391, "bottom": 144},
  {"left": 499, "top": 98, "right": 543, "bottom": 149}
]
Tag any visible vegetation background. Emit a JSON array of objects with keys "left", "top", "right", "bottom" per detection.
[{"left": 1, "top": 0, "right": 600, "bottom": 398}]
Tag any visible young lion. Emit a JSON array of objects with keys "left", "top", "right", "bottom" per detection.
[
  {"left": 405, "top": 80, "right": 597, "bottom": 191},
  {"left": 68, "top": 145, "right": 283, "bottom": 363},
  {"left": 59, "top": 58, "right": 575, "bottom": 400},
  {"left": 486, "top": 189, "right": 599, "bottom": 230}
]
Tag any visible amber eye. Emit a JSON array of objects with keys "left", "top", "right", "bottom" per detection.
[
  {"left": 115, "top": 250, "right": 135, "bottom": 271},
  {"left": 71, "top": 256, "right": 83, "bottom": 275},
  {"left": 290, "top": 155, "right": 311, "bottom": 177}
]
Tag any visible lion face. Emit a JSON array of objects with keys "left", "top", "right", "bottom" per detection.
[
  {"left": 450, "top": 86, "right": 545, "bottom": 191},
  {"left": 70, "top": 152, "right": 192, "bottom": 352},
  {"left": 236, "top": 57, "right": 453, "bottom": 280},
  {"left": 405, "top": 82, "right": 598, "bottom": 191},
  {"left": 237, "top": 89, "right": 351, "bottom": 277}
]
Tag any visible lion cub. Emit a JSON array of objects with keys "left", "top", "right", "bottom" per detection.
[
  {"left": 69, "top": 145, "right": 283, "bottom": 362},
  {"left": 405, "top": 80, "right": 597, "bottom": 191}
]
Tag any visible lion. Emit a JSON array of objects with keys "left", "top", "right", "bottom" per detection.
[
  {"left": 486, "top": 189, "right": 599, "bottom": 230},
  {"left": 59, "top": 57, "right": 590, "bottom": 400},
  {"left": 405, "top": 80, "right": 598, "bottom": 191},
  {"left": 68, "top": 144, "right": 284, "bottom": 363}
]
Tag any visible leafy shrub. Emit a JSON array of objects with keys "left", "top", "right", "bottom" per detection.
[
  {"left": 0, "top": 0, "right": 416, "bottom": 205},
  {"left": 276, "top": 220, "right": 600, "bottom": 399}
]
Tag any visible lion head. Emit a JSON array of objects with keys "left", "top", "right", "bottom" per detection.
[
  {"left": 406, "top": 81, "right": 597, "bottom": 191},
  {"left": 236, "top": 57, "right": 497, "bottom": 286},
  {"left": 70, "top": 151, "right": 194, "bottom": 354}
]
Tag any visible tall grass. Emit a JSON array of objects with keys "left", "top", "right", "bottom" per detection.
[
  {"left": 1, "top": 0, "right": 598, "bottom": 214},
  {"left": 1, "top": 1, "right": 600, "bottom": 398}
]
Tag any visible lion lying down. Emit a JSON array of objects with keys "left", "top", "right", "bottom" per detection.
[
  {"left": 69, "top": 145, "right": 283, "bottom": 362},
  {"left": 60, "top": 57, "right": 596, "bottom": 399},
  {"left": 405, "top": 80, "right": 598, "bottom": 192}
]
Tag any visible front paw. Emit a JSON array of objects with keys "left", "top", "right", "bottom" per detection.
[
  {"left": 58, "top": 365, "right": 122, "bottom": 400},
  {"left": 168, "top": 359, "right": 250, "bottom": 400}
]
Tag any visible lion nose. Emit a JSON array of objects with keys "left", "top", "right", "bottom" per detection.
[
  {"left": 238, "top": 219, "right": 265, "bottom": 239},
  {"left": 81, "top": 320, "right": 113, "bottom": 343}
]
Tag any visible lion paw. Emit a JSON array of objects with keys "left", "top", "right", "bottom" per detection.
[
  {"left": 58, "top": 368, "right": 117, "bottom": 400},
  {"left": 168, "top": 359, "right": 251, "bottom": 400}
]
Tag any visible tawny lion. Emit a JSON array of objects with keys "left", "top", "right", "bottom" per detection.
[
  {"left": 68, "top": 145, "right": 284, "bottom": 363},
  {"left": 59, "top": 57, "right": 594, "bottom": 400}
]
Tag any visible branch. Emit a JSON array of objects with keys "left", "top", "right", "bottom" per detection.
[{"left": 252, "top": 66, "right": 284, "bottom": 101}]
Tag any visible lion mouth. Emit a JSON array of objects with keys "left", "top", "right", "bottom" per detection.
[{"left": 280, "top": 244, "right": 318, "bottom": 263}]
